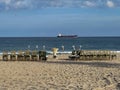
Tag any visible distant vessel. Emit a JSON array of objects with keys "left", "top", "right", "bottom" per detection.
[{"left": 57, "top": 34, "right": 78, "bottom": 38}]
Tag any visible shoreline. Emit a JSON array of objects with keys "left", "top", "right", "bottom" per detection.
[{"left": 0, "top": 50, "right": 120, "bottom": 54}]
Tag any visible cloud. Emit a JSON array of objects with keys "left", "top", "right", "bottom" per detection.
[
  {"left": 0, "top": 0, "right": 119, "bottom": 11},
  {"left": 106, "top": 0, "right": 115, "bottom": 8},
  {"left": 14, "top": 0, "right": 32, "bottom": 9},
  {"left": 83, "top": 1, "right": 96, "bottom": 7}
]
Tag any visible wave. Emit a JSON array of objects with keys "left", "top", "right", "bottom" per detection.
[
  {"left": 47, "top": 51, "right": 72, "bottom": 54},
  {"left": 0, "top": 50, "right": 120, "bottom": 55}
]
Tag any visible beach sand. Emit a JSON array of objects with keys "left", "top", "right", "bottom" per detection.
[{"left": 0, "top": 54, "right": 120, "bottom": 90}]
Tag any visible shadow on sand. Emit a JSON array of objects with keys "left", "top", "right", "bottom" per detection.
[
  {"left": 1, "top": 60, "right": 120, "bottom": 68},
  {"left": 46, "top": 60, "right": 120, "bottom": 68}
]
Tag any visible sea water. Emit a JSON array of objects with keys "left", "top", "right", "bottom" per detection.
[{"left": 0, "top": 37, "right": 120, "bottom": 53}]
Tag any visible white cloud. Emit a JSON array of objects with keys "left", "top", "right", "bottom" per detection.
[
  {"left": 106, "top": 0, "right": 115, "bottom": 8},
  {"left": 0, "top": 0, "right": 119, "bottom": 11},
  {"left": 84, "top": 1, "right": 96, "bottom": 7},
  {"left": 14, "top": 0, "right": 31, "bottom": 9}
]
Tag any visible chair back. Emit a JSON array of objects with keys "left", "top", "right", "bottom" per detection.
[
  {"left": 39, "top": 51, "right": 46, "bottom": 57},
  {"left": 11, "top": 51, "right": 16, "bottom": 55},
  {"left": 24, "top": 50, "right": 31, "bottom": 55},
  {"left": 3, "top": 51, "right": 8, "bottom": 55},
  {"left": 31, "top": 50, "right": 38, "bottom": 55}
]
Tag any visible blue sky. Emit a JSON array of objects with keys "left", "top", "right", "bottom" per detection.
[{"left": 0, "top": 0, "right": 120, "bottom": 37}]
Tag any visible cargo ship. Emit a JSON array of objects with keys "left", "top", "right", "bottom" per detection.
[{"left": 57, "top": 34, "right": 78, "bottom": 38}]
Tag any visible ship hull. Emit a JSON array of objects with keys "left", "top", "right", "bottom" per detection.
[{"left": 57, "top": 35, "right": 78, "bottom": 38}]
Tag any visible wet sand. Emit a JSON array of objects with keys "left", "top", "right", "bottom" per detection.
[{"left": 0, "top": 54, "right": 120, "bottom": 90}]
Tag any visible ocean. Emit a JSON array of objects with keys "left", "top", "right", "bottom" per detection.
[{"left": 0, "top": 37, "right": 120, "bottom": 53}]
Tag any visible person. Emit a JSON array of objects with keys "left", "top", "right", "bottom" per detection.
[
  {"left": 52, "top": 48, "right": 59, "bottom": 58},
  {"left": 61, "top": 45, "right": 64, "bottom": 51}
]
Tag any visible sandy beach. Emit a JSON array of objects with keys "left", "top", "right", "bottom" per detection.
[{"left": 0, "top": 54, "right": 120, "bottom": 90}]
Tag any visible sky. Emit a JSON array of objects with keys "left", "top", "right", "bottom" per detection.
[{"left": 0, "top": 0, "right": 120, "bottom": 37}]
